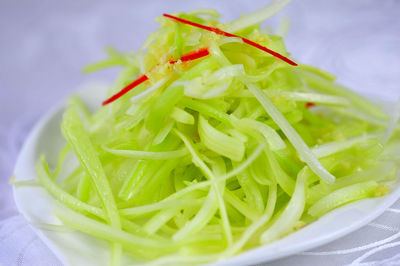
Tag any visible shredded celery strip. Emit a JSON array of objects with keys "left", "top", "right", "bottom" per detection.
[
  {"left": 234, "top": 118, "right": 286, "bottom": 150},
  {"left": 54, "top": 204, "right": 176, "bottom": 251},
  {"left": 62, "top": 105, "right": 122, "bottom": 265},
  {"left": 300, "top": 70, "right": 388, "bottom": 120},
  {"left": 173, "top": 129, "right": 233, "bottom": 244},
  {"left": 170, "top": 107, "right": 195, "bottom": 125},
  {"left": 224, "top": 184, "right": 277, "bottom": 257},
  {"left": 308, "top": 181, "right": 378, "bottom": 217},
  {"left": 246, "top": 81, "right": 336, "bottom": 184},
  {"left": 198, "top": 115, "right": 245, "bottom": 161},
  {"left": 130, "top": 76, "right": 171, "bottom": 103},
  {"left": 120, "top": 198, "right": 205, "bottom": 218},
  {"left": 230, "top": 90, "right": 349, "bottom": 106},
  {"left": 227, "top": 0, "right": 292, "bottom": 33},
  {"left": 311, "top": 133, "right": 378, "bottom": 158},
  {"left": 103, "top": 146, "right": 188, "bottom": 160},
  {"left": 261, "top": 168, "right": 307, "bottom": 243}
]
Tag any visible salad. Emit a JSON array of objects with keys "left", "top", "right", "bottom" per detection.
[{"left": 31, "top": 1, "right": 400, "bottom": 265}]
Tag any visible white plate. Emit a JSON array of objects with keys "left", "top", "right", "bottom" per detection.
[{"left": 13, "top": 83, "right": 400, "bottom": 266}]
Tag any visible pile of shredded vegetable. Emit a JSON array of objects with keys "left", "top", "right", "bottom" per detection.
[{"left": 34, "top": 3, "right": 400, "bottom": 266}]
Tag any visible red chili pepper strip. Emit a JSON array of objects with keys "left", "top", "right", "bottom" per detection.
[
  {"left": 306, "top": 102, "right": 316, "bottom": 108},
  {"left": 163, "top": 13, "right": 298, "bottom": 66},
  {"left": 169, "top": 47, "right": 210, "bottom": 63},
  {"left": 102, "top": 74, "right": 149, "bottom": 106},
  {"left": 102, "top": 48, "right": 210, "bottom": 106},
  {"left": 163, "top": 13, "right": 228, "bottom": 36}
]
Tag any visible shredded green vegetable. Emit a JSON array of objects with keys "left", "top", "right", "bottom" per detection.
[{"left": 33, "top": 5, "right": 400, "bottom": 266}]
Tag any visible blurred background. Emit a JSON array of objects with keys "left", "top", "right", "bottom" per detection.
[{"left": 1, "top": 0, "right": 399, "bottom": 265}]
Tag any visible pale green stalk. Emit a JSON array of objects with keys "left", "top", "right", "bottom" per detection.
[{"left": 246, "top": 81, "right": 336, "bottom": 184}]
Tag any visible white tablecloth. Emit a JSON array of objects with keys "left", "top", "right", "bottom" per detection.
[{"left": 1, "top": 0, "right": 400, "bottom": 265}]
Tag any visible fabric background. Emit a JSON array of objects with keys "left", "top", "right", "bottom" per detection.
[{"left": 1, "top": 0, "right": 400, "bottom": 265}]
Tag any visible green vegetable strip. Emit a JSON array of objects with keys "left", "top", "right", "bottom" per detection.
[
  {"left": 69, "top": 95, "right": 92, "bottom": 126},
  {"left": 379, "top": 141, "right": 400, "bottom": 161},
  {"left": 198, "top": 115, "right": 245, "bottom": 161},
  {"left": 61, "top": 105, "right": 122, "bottom": 265},
  {"left": 130, "top": 76, "right": 171, "bottom": 103},
  {"left": 145, "top": 57, "right": 220, "bottom": 132},
  {"left": 225, "top": 129, "right": 249, "bottom": 144},
  {"left": 173, "top": 129, "right": 233, "bottom": 244},
  {"left": 62, "top": 106, "right": 120, "bottom": 225},
  {"left": 235, "top": 118, "right": 286, "bottom": 151},
  {"left": 36, "top": 157, "right": 106, "bottom": 219},
  {"left": 54, "top": 204, "right": 176, "bottom": 251},
  {"left": 224, "top": 184, "right": 277, "bottom": 256},
  {"left": 76, "top": 175, "right": 91, "bottom": 202},
  {"left": 229, "top": 90, "right": 349, "bottom": 106},
  {"left": 103, "top": 146, "right": 188, "bottom": 160},
  {"left": 227, "top": 0, "right": 292, "bottom": 32},
  {"left": 83, "top": 47, "right": 133, "bottom": 73},
  {"left": 126, "top": 99, "right": 151, "bottom": 116},
  {"left": 110, "top": 242, "right": 121, "bottom": 266},
  {"left": 146, "top": 85, "right": 184, "bottom": 133},
  {"left": 118, "top": 135, "right": 179, "bottom": 201},
  {"left": 260, "top": 167, "right": 307, "bottom": 243},
  {"left": 248, "top": 152, "right": 272, "bottom": 186},
  {"left": 236, "top": 169, "right": 264, "bottom": 214},
  {"left": 264, "top": 144, "right": 295, "bottom": 195},
  {"left": 170, "top": 107, "right": 195, "bottom": 125},
  {"left": 224, "top": 190, "right": 259, "bottom": 221},
  {"left": 246, "top": 81, "right": 336, "bottom": 184},
  {"left": 120, "top": 198, "right": 205, "bottom": 218},
  {"left": 158, "top": 143, "right": 265, "bottom": 204},
  {"left": 83, "top": 58, "right": 127, "bottom": 73},
  {"left": 144, "top": 207, "right": 182, "bottom": 235},
  {"left": 180, "top": 57, "right": 220, "bottom": 81},
  {"left": 174, "top": 23, "right": 183, "bottom": 58},
  {"left": 121, "top": 219, "right": 166, "bottom": 240},
  {"left": 179, "top": 98, "right": 233, "bottom": 125},
  {"left": 209, "top": 41, "right": 232, "bottom": 66},
  {"left": 52, "top": 144, "right": 71, "bottom": 179},
  {"left": 152, "top": 120, "right": 174, "bottom": 145},
  {"left": 297, "top": 64, "right": 336, "bottom": 82},
  {"left": 108, "top": 65, "right": 139, "bottom": 98},
  {"left": 10, "top": 179, "right": 40, "bottom": 187},
  {"left": 300, "top": 70, "right": 388, "bottom": 120},
  {"left": 62, "top": 169, "right": 84, "bottom": 194},
  {"left": 276, "top": 92, "right": 349, "bottom": 105},
  {"left": 133, "top": 159, "right": 180, "bottom": 204},
  {"left": 118, "top": 160, "right": 148, "bottom": 201},
  {"left": 308, "top": 181, "right": 378, "bottom": 217},
  {"left": 172, "top": 156, "right": 227, "bottom": 240},
  {"left": 309, "top": 162, "right": 396, "bottom": 198},
  {"left": 37, "top": 157, "right": 162, "bottom": 239},
  {"left": 173, "top": 189, "right": 218, "bottom": 241},
  {"left": 186, "top": 8, "right": 220, "bottom": 18},
  {"left": 274, "top": 151, "right": 303, "bottom": 177},
  {"left": 311, "top": 133, "right": 377, "bottom": 158},
  {"left": 333, "top": 107, "right": 399, "bottom": 129}
]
